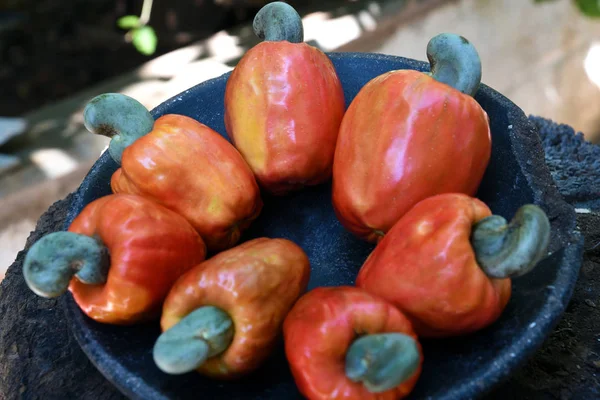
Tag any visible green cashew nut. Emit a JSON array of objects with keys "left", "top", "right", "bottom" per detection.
[
  {"left": 345, "top": 333, "right": 421, "bottom": 393},
  {"left": 253, "top": 1, "right": 304, "bottom": 44},
  {"left": 23, "top": 231, "right": 110, "bottom": 298},
  {"left": 426, "top": 33, "right": 482, "bottom": 97},
  {"left": 471, "top": 204, "right": 551, "bottom": 279},
  {"left": 153, "top": 306, "right": 234, "bottom": 375},
  {"left": 83, "top": 93, "right": 154, "bottom": 165}
]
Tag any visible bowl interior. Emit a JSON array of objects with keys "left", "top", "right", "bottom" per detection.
[{"left": 62, "top": 52, "right": 582, "bottom": 400}]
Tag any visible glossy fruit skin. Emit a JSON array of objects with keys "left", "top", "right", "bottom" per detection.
[
  {"left": 68, "top": 194, "right": 207, "bottom": 325},
  {"left": 356, "top": 193, "right": 511, "bottom": 337},
  {"left": 332, "top": 70, "right": 491, "bottom": 242},
  {"left": 283, "top": 286, "right": 423, "bottom": 400},
  {"left": 160, "top": 237, "right": 311, "bottom": 379},
  {"left": 110, "top": 114, "right": 263, "bottom": 252},
  {"left": 224, "top": 41, "right": 346, "bottom": 195}
]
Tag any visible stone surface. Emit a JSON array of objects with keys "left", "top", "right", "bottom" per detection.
[{"left": 531, "top": 116, "right": 600, "bottom": 209}]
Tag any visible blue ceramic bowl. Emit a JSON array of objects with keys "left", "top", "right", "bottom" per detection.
[{"left": 61, "top": 52, "right": 584, "bottom": 400}]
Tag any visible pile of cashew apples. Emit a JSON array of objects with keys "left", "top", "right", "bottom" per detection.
[{"left": 23, "top": 3, "right": 552, "bottom": 399}]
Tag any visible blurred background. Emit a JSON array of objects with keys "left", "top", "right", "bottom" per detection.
[{"left": 1, "top": 0, "right": 600, "bottom": 280}]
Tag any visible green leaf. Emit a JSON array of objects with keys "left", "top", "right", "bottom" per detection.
[
  {"left": 575, "top": 0, "right": 600, "bottom": 17},
  {"left": 131, "top": 26, "right": 157, "bottom": 55},
  {"left": 117, "top": 15, "right": 141, "bottom": 29}
]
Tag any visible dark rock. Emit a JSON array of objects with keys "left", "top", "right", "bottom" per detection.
[
  {"left": 585, "top": 299, "right": 597, "bottom": 308},
  {"left": 531, "top": 116, "right": 600, "bottom": 209}
]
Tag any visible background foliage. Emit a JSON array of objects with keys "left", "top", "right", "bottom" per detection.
[{"left": 535, "top": 0, "right": 600, "bottom": 18}]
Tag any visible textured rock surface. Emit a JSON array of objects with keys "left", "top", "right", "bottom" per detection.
[
  {"left": 1, "top": 117, "right": 599, "bottom": 400},
  {"left": 0, "top": 194, "right": 123, "bottom": 400},
  {"left": 531, "top": 116, "right": 600, "bottom": 209}
]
